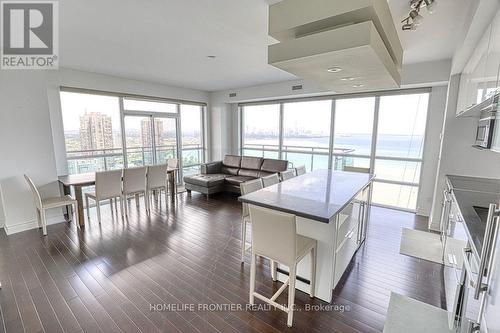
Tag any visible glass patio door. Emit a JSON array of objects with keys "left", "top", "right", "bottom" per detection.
[
  {"left": 123, "top": 113, "right": 179, "bottom": 167},
  {"left": 153, "top": 117, "right": 178, "bottom": 164}
]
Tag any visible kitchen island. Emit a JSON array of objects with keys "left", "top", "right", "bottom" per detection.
[{"left": 239, "top": 169, "right": 374, "bottom": 302}]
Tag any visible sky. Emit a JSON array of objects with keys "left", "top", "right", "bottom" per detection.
[
  {"left": 243, "top": 93, "right": 429, "bottom": 137},
  {"left": 60, "top": 91, "right": 202, "bottom": 133}
]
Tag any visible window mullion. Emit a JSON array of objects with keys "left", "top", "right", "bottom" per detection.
[
  {"left": 278, "top": 103, "right": 284, "bottom": 160},
  {"left": 370, "top": 96, "right": 380, "bottom": 173},
  {"left": 328, "top": 99, "right": 336, "bottom": 169}
]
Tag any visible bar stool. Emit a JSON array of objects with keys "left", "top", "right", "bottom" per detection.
[
  {"left": 280, "top": 170, "right": 296, "bottom": 181},
  {"left": 294, "top": 165, "right": 306, "bottom": 176},
  {"left": 240, "top": 179, "right": 263, "bottom": 262},
  {"left": 248, "top": 205, "right": 317, "bottom": 327},
  {"left": 261, "top": 173, "right": 279, "bottom": 187}
]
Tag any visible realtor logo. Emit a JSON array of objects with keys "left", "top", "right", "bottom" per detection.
[{"left": 1, "top": 1, "right": 58, "bottom": 69}]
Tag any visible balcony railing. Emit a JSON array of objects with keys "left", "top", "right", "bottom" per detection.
[
  {"left": 242, "top": 143, "right": 355, "bottom": 171},
  {"left": 66, "top": 144, "right": 204, "bottom": 175}
]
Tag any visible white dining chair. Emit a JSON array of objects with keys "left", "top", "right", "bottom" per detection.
[
  {"left": 248, "top": 205, "right": 317, "bottom": 327},
  {"left": 25, "top": 175, "right": 78, "bottom": 236},
  {"left": 240, "top": 179, "right": 263, "bottom": 262},
  {"left": 147, "top": 164, "right": 168, "bottom": 210},
  {"left": 343, "top": 166, "right": 370, "bottom": 174},
  {"left": 122, "top": 166, "right": 149, "bottom": 216},
  {"left": 261, "top": 174, "right": 279, "bottom": 187},
  {"left": 294, "top": 165, "right": 307, "bottom": 176},
  {"left": 280, "top": 170, "right": 296, "bottom": 181},
  {"left": 85, "top": 169, "right": 123, "bottom": 223}
]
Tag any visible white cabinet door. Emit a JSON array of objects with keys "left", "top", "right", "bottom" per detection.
[
  {"left": 484, "top": 11, "right": 500, "bottom": 100},
  {"left": 457, "top": 25, "right": 492, "bottom": 115}
]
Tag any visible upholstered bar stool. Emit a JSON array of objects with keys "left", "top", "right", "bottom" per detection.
[
  {"left": 261, "top": 173, "right": 279, "bottom": 187},
  {"left": 280, "top": 170, "right": 296, "bottom": 181},
  {"left": 239, "top": 179, "right": 263, "bottom": 262},
  {"left": 248, "top": 204, "right": 317, "bottom": 327},
  {"left": 294, "top": 165, "right": 306, "bottom": 176}
]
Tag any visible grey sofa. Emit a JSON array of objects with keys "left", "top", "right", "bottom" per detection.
[{"left": 183, "top": 155, "right": 288, "bottom": 196}]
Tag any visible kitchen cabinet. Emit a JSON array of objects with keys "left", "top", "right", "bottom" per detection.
[
  {"left": 492, "top": 122, "right": 500, "bottom": 152},
  {"left": 457, "top": 9, "right": 500, "bottom": 116},
  {"left": 456, "top": 24, "right": 491, "bottom": 116}
]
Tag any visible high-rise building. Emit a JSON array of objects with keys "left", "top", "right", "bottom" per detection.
[
  {"left": 79, "top": 112, "right": 114, "bottom": 151},
  {"left": 141, "top": 119, "right": 163, "bottom": 147}
]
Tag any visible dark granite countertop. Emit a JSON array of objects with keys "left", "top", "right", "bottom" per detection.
[
  {"left": 238, "top": 169, "right": 374, "bottom": 223},
  {"left": 446, "top": 175, "right": 500, "bottom": 257}
]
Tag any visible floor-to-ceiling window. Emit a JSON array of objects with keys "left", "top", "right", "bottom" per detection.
[
  {"left": 60, "top": 89, "right": 206, "bottom": 181},
  {"left": 180, "top": 104, "right": 205, "bottom": 176},
  {"left": 241, "top": 103, "right": 280, "bottom": 158},
  {"left": 372, "top": 93, "right": 429, "bottom": 210},
  {"left": 282, "top": 100, "right": 331, "bottom": 171},
  {"left": 60, "top": 92, "right": 124, "bottom": 174},
  {"left": 239, "top": 89, "right": 430, "bottom": 211}
]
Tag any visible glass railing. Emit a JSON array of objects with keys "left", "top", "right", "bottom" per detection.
[
  {"left": 66, "top": 144, "right": 205, "bottom": 175},
  {"left": 242, "top": 144, "right": 355, "bottom": 171}
]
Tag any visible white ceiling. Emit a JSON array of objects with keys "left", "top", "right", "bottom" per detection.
[
  {"left": 387, "top": 0, "right": 473, "bottom": 64},
  {"left": 59, "top": 0, "right": 472, "bottom": 92}
]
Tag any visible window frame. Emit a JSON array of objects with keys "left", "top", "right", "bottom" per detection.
[
  {"left": 239, "top": 87, "right": 431, "bottom": 212},
  {"left": 59, "top": 87, "right": 207, "bottom": 182}
]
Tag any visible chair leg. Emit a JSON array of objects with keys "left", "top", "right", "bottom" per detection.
[
  {"left": 241, "top": 218, "right": 246, "bottom": 263},
  {"left": 96, "top": 200, "right": 101, "bottom": 224},
  {"left": 144, "top": 192, "right": 149, "bottom": 214},
  {"left": 249, "top": 254, "right": 256, "bottom": 305},
  {"left": 109, "top": 198, "right": 113, "bottom": 211},
  {"left": 271, "top": 260, "right": 277, "bottom": 281},
  {"left": 36, "top": 209, "right": 42, "bottom": 227},
  {"left": 119, "top": 197, "right": 124, "bottom": 217},
  {"left": 41, "top": 209, "right": 47, "bottom": 236},
  {"left": 85, "top": 196, "right": 90, "bottom": 220},
  {"left": 310, "top": 245, "right": 317, "bottom": 298},
  {"left": 287, "top": 265, "right": 297, "bottom": 327}
]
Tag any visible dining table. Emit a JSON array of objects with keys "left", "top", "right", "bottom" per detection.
[{"left": 58, "top": 168, "right": 178, "bottom": 227}]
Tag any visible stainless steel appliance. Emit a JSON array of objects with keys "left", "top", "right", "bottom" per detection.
[
  {"left": 460, "top": 203, "right": 500, "bottom": 332},
  {"left": 473, "top": 115, "right": 496, "bottom": 149}
]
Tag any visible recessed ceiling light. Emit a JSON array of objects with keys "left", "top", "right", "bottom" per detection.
[
  {"left": 206, "top": 55, "right": 217, "bottom": 59},
  {"left": 353, "top": 84, "right": 364, "bottom": 88},
  {"left": 341, "top": 77, "right": 355, "bottom": 81},
  {"left": 327, "top": 67, "right": 342, "bottom": 73}
]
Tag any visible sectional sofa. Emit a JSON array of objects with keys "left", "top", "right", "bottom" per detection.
[{"left": 183, "top": 155, "right": 288, "bottom": 196}]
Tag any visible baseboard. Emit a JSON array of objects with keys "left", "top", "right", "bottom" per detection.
[{"left": 4, "top": 213, "right": 67, "bottom": 235}]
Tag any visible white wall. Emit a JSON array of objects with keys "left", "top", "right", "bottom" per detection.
[
  {"left": 417, "top": 85, "right": 448, "bottom": 216},
  {"left": 0, "top": 68, "right": 209, "bottom": 235},
  {"left": 209, "top": 62, "right": 451, "bottom": 217}
]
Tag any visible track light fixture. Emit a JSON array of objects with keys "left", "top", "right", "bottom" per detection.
[{"left": 401, "top": 0, "right": 437, "bottom": 31}]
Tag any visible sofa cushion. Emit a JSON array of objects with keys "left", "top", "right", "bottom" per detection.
[
  {"left": 223, "top": 155, "right": 241, "bottom": 168},
  {"left": 184, "top": 173, "right": 227, "bottom": 187},
  {"left": 238, "top": 168, "right": 260, "bottom": 178},
  {"left": 240, "top": 156, "right": 263, "bottom": 170},
  {"left": 258, "top": 171, "right": 275, "bottom": 178},
  {"left": 221, "top": 166, "right": 239, "bottom": 175},
  {"left": 225, "top": 176, "right": 255, "bottom": 186},
  {"left": 261, "top": 158, "right": 288, "bottom": 173}
]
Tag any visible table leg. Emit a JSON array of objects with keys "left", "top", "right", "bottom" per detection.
[
  {"left": 74, "top": 185, "right": 85, "bottom": 228},
  {"left": 59, "top": 182, "right": 72, "bottom": 220},
  {"left": 169, "top": 172, "right": 176, "bottom": 203}
]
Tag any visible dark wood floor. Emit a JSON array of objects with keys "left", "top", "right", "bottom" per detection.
[{"left": 0, "top": 192, "right": 447, "bottom": 333}]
